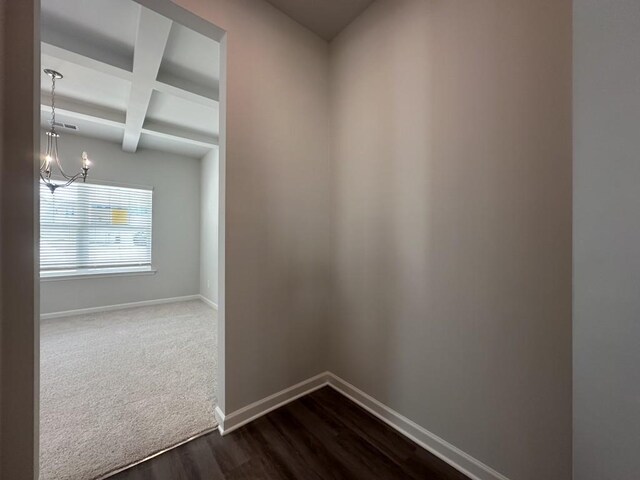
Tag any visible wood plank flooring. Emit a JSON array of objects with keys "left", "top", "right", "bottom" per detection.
[{"left": 109, "top": 387, "right": 470, "bottom": 480}]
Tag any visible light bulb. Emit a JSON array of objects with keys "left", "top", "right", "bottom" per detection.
[
  {"left": 82, "top": 152, "right": 91, "bottom": 169},
  {"left": 45, "top": 155, "right": 52, "bottom": 165}
]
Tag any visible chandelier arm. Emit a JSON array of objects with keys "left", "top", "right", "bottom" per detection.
[
  {"left": 40, "top": 170, "right": 87, "bottom": 195},
  {"left": 60, "top": 172, "right": 85, "bottom": 188},
  {"left": 43, "top": 132, "right": 52, "bottom": 174},
  {"left": 51, "top": 135, "right": 81, "bottom": 181},
  {"left": 56, "top": 163, "right": 86, "bottom": 181},
  {"left": 52, "top": 136, "right": 69, "bottom": 179}
]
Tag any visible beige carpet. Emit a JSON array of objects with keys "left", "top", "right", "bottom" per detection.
[{"left": 40, "top": 300, "right": 217, "bottom": 480}]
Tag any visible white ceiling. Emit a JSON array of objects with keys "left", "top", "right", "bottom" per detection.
[
  {"left": 264, "top": 0, "right": 375, "bottom": 41},
  {"left": 40, "top": 0, "right": 220, "bottom": 159}
]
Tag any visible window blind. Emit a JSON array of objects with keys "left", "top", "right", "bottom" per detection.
[{"left": 40, "top": 182, "right": 153, "bottom": 272}]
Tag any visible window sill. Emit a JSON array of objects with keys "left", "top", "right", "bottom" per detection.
[{"left": 40, "top": 266, "right": 157, "bottom": 281}]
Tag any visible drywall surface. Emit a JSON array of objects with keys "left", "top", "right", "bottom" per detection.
[
  {"left": 175, "top": 0, "right": 331, "bottom": 413},
  {"left": 574, "top": 1, "right": 640, "bottom": 478},
  {"left": 329, "top": 1, "right": 572, "bottom": 479},
  {"left": 40, "top": 133, "right": 201, "bottom": 314},
  {"left": 0, "top": 1, "right": 40, "bottom": 478},
  {"left": 200, "top": 148, "right": 219, "bottom": 305}
]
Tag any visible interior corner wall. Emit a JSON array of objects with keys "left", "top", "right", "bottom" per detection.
[
  {"left": 200, "top": 147, "right": 219, "bottom": 305},
  {"left": 573, "top": 1, "right": 640, "bottom": 478},
  {"left": 328, "top": 1, "right": 572, "bottom": 479},
  {"left": 175, "top": 0, "right": 331, "bottom": 414},
  {"left": 39, "top": 133, "right": 201, "bottom": 314}
]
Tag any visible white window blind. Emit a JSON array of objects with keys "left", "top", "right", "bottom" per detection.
[{"left": 40, "top": 182, "right": 153, "bottom": 273}]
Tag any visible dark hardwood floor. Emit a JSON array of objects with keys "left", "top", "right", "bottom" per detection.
[{"left": 109, "top": 387, "right": 469, "bottom": 480}]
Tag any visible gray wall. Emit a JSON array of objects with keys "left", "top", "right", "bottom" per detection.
[
  {"left": 329, "top": 1, "right": 572, "bottom": 479},
  {"left": 177, "top": 0, "right": 331, "bottom": 414},
  {"left": 574, "top": 1, "right": 640, "bottom": 478},
  {"left": 40, "top": 133, "right": 201, "bottom": 314},
  {"left": 200, "top": 147, "right": 219, "bottom": 304}
]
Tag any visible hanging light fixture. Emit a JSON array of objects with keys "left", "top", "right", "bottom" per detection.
[{"left": 41, "top": 69, "right": 91, "bottom": 193}]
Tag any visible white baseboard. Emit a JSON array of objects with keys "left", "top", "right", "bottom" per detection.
[
  {"left": 216, "top": 371, "right": 509, "bottom": 480},
  {"left": 199, "top": 295, "right": 218, "bottom": 310},
  {"left": 326, "top": 373, "right": 510, "bottom": 480},
  {"left": 214, "top": 406, "right": 225, "bottom": 434},
  {"left": 40, "top": 294, "right": 202, "bottom": 320},
  {"left": 217, "top": 372, "right": 329, "bottom": 435}
]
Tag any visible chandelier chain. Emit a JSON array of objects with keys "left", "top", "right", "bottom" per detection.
[{"left": 51, "top": 74, "right": 56, "bottom": 130}]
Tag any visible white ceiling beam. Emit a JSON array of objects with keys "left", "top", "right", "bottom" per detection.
[
  {"left": 155, "top": 70, "right": 219, "bottom": 106},
  {"left": 142, "top": 121, "right": 218, "bottom": 149},
  {"left": 42, "top": 40, "right": 219, "bottom": 108},
  {"left": 41, "top": 26, "right": 133, "bottom": 78},
  {"left": 122, "top": 8, "right": 173, "bottom": 152},
  {"left": 40, "top": 95, "right": 218, "bottom": 149},
  {"left": 41, "top": 42, "right": 133, "bottom": 81}
]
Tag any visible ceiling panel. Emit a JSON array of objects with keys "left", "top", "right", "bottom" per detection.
[
  {"left": 146, "top": 91, "right": 219, "bottom": 138},
  {"left": 160, "top": 23, "right": 221, "bottom": 91},
  {"left": 41, "top": 0, "right": 139, "bottom": 55},
  {"left": 40, "top": 110, "right": 125, "bottom": 147},
  {"left": 41, "top": 0, "right": 139, "bottom": 49},
  {"left": 41, "top": 54, "right": 131, "bottom": 112}
]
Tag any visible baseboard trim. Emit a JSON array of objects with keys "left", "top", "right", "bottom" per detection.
[
  {"left": 40, "top": 295, "right": 202, "bottom": 320},
  {"left": 199, "top": 295, "right": 219, "bottom": 310},
  {"left": 326, "top": 373, "right": 509, "bottom": 480},
  {"left": 217, "top": 372, "right": 329, "bottom": 435},
  {"left": 214, "top": 405, "right": 225, "bottom": 434},
  {"left": 217, "top": 372, "right": 509, "bottom": 480}
]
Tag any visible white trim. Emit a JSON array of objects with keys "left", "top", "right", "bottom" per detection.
[
  {"left": 217, "top": 372, "right": 329, "bottom": 435},
  {"left": 217, "top": 372, "right": 509, "bottom": 480},
  {"left": 326, "top": 373, "right": 510, "bottom": 480},
  {"left": 52, "top": 175, "right": 155, "bottom": 192},
  {"left": 199, "top": 295, "right": 218, "bottom": 310},
  {"left": 40, "top": 266, "right": 157, "bottom": 282},
  {"left": 214, "top": 406, "right": 225, "bottom": 434},
  {"left": 40, "top": 294, "right": 201, "bottom": 320}
]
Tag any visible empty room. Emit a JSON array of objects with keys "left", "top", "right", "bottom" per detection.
[
  {"left": 1, "top": 1, "right": 639, "bottom": 480},
  {"left": 36, "top": 0, "right": 222, "bottom": 478}
]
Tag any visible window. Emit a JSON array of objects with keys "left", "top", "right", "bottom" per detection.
[{"left": 40, "top": 182, "right": 153, "bottom": 278}]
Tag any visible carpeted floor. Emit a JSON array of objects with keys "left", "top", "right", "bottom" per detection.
[{"left": 40, "top": 300, "right": 218, "bottom": 480}]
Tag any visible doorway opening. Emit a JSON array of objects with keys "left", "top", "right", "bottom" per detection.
[{"left": 37, "top": 1, "right": 226, "bottom": 478}]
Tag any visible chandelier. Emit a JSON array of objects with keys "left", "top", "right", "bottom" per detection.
[{"left": 41, "top": 69, "right": 91, "bottom": 193}]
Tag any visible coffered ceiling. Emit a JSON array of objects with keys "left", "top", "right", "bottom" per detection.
[{"left": 40, "top": 0, "right": 220, "bottom": 159}]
